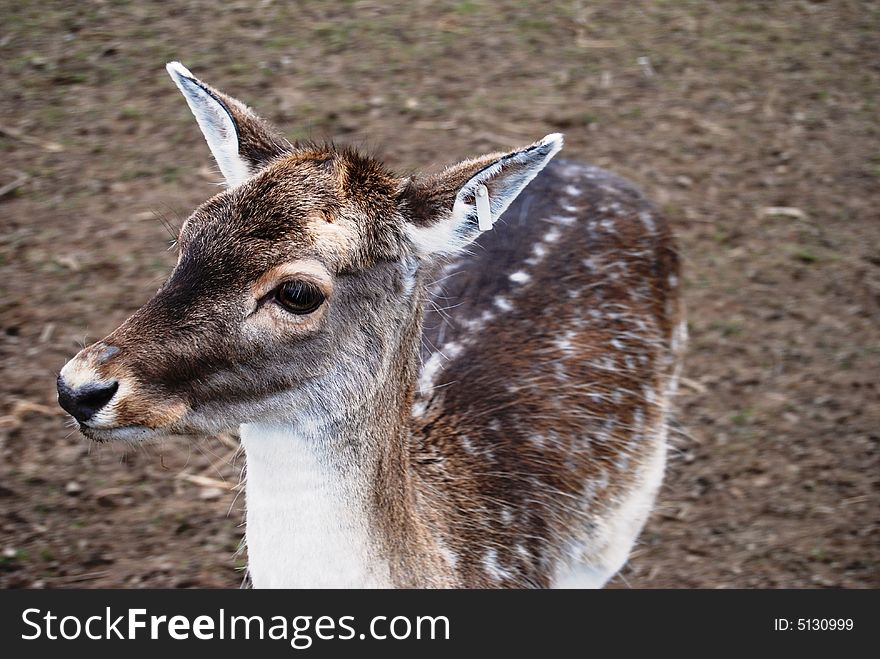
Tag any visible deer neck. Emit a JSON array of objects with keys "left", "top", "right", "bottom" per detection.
[{"left": 239, "top": 317, "right": 433, "bottom": 588}]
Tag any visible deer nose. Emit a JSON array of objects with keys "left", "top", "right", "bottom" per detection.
[{"left": 57, "top": 376, "right": 119, "bottom": 424}]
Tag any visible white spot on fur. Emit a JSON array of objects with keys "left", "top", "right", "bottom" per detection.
[
  {"left": 633, "top": 407, "right": 644, "bottom": 429},
  {"left": 591, "top": 356, "right": 617, "bottom": 372},
  {"left": 482, "top": 548, "right": 512, "bottom": 581},
  {"left": 411, "top": 399, "right": 428, "bottom": 418},
  {"left": 436, "top": 537, "right": 459, "bottom": 569},
  {"left": 525, "top": 242, "right": 549, "bottom": 266},
  {"left": 414, "top": 341, "right": 464, "bottom": 413},
  {"left": 443, "top": 341, "right": 463, "bottom": 359},
  {"left": 418, "top": 351, "right": 445, "bottom": 394},
  {"left": 543, "top": 227, "right": 561, "bottom": 243},
  {"left": 494, "top": 296, "right": 513, "bottom": 312},
  {"left": 509, "top": 270, "right": 531, "bottom": 284},
  {"left": 554, "top": 329, "right": 577, "bottom": 354}
]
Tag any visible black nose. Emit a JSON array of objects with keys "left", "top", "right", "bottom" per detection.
[{"left": 57, "top": 376, "right": 119, "bottom": 424}]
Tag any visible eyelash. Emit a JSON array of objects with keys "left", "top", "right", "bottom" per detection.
[{"left": 272, "top": 280, "right": 325, "bottom": 315}]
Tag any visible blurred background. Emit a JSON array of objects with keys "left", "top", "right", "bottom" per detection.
[{"left": 1, "top": 1, "right": 877, "bottom": 588}]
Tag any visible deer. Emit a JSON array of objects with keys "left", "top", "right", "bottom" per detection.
[{"left": 56, "top": 62, "right": 685, "bottom": 588}]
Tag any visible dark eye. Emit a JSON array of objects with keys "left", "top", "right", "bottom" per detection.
[{"left": 274, "top": 280, "right": 325, "bottom": 315}]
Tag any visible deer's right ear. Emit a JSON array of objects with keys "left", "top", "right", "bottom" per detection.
[{"left": 165, "top": 62, "right": 291, "bottom": 188}]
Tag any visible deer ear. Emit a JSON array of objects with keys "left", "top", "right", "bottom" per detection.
[
  {"left": 400, "top": 134, "right": 563, "bottom": 257},
  {"left": 165, "top": 61, "right": 291, "bottom": 188}
]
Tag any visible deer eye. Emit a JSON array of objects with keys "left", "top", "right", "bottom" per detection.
[{"left": 274, "top": 280, "right": 325, "bottom": 315}]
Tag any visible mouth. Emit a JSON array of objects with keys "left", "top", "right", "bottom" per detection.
[{"left": 79, "top": 423, "right": 164, "bottom": 443}]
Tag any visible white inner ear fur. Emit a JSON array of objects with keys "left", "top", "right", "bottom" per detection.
[
  {"left": 408, "top": 133, "right": 563, "bottom": 257},
  {"left": 454, "top": 133, "right": 564, "bottom": 226},
  {"left": 166, "top": 61, "right": 251, "bottom": 188}
]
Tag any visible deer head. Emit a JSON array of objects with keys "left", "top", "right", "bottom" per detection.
[{"left": 57, "top": 62, "right": 562, "bottom": 443}]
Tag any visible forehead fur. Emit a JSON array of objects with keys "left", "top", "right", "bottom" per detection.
[{"left": 180, "top": 144, "right": 406, "bottom": 272}]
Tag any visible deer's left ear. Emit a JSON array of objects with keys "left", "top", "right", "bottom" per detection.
[
  {"left": 399, "top": 134, "right": 563, "bottom": 257},
  {"left": 166, "top": 62, "right": 291, "bottom": 188}
]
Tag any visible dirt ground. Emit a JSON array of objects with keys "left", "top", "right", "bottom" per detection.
[{"left": 1, "top": 1, "right": 877, "bottom": 588}]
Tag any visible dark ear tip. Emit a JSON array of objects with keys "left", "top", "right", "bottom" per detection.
[
  {"left": 506, "top": 133, "right": 563, "bottom": 165},
  {"left": 165, "top": 62, "right": 230, "bottom": 114},
  {"left": 166, "top": 62, "right": 211, "bottom": 95},
  {"left": 166, "top": 61, "right": 195, "bottom": 83}
]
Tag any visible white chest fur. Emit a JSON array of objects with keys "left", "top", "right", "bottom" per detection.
[{"left": 240, "top": 422, "right": 392, "bottom": 588}]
